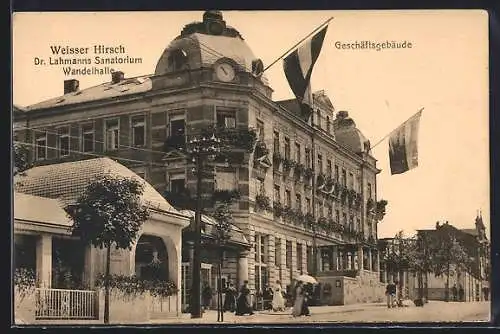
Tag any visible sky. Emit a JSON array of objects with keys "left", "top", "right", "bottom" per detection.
[{"left": 12, "top": 10, "right": 489, "bottom": 238}]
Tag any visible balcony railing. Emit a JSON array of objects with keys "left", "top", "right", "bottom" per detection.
[{"left": 35, "top": 288, "right": 98, "bottom": 320}]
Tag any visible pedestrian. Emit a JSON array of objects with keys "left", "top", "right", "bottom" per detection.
[
  {"left": 202, "top": 283, "right": 212, "bottom": 311},
  {"left": 291, "top": 281, "right": 305, "bottom": 317},
  {"left": 301, "top": 283, "right": 311, "bottom": 316},
  {"left": 272, "top": 280, "right": 286, "bottom": 312},
  {"left": 223, "top": 282, "right": 236, "bottom": 312},
  {"left": 451, "top": 284, "right": 458, "bottom": 301},
  {"left": 458, "top": 285, "right": 464, "bottom": 302},
  {"left": 385, "top": 280, "right": 396, "bottom": 308},
  {"left": 235, "top": 280, "right": 254, "bottom": 316}
]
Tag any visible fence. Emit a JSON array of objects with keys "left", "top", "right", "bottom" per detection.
[{"left": 35, "top": 288, "right": 99, "bottom": 320}]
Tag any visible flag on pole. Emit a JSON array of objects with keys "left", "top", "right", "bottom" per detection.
[
  {"left": 283, "top": 26, "right": 328, "bottom": 121},
  {"left": 388, "top": 109, "right": 423, "bottom": 175}
]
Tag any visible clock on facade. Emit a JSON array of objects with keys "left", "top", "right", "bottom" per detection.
[{"left": 214, "top": 62, "right": 235, "bottom": 82}]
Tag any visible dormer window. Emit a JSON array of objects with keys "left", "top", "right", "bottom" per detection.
[{"left": 168, "top": 49, "right": 188, "bottom": 72}]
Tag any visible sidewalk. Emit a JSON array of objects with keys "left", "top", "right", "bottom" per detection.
[{"left": 149, "top": 302, "right": 387, "bottom": 324}]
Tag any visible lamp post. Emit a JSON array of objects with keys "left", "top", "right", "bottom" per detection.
[{"left": 188, "top": 133, "right": 221, "bottom": 319}]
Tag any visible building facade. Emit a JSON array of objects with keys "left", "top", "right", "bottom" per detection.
[
  {"left": 378, "top": 215, "right": 490, "bottom": 303},
  {"left": 14, "top": 11, "right": 386, "bottom": 308}
]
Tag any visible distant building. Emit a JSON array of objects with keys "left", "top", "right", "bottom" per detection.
[
  {"left": 13, "top": 10, "right": 387, "bottom": 308},
  {"left": 378, "top": 214, "right": 490, "bottom": 302}
]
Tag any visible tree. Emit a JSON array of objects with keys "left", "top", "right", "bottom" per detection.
[
  {"left": 13, "top": 142, "right": 31, "bottom": 176},
  {"left": 211, "top": 201, "right": 233, "bottom": 322},
  {"left": 411, "top": 232, "right": 436, "bottom": 303},
  {"left": 430, "top": 225, "right": 471, "bottom": 302},
  {"left": 383, "top": 231, "right": 415, "bottom": 290},
  {"left": 65, "top": 174, "right": 150, "bottom": 324}
]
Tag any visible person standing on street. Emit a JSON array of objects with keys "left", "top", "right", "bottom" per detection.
[
  {"left": 386, "top": 281, "right": 396, "bottom": 308},
  {"left": 272, "top": 280, "right": 286, "bottom": 312},
  {"left": 235, "top": 280, "right": 254, "bottom": 316},
  {"left": 223, "top": 282, "right": 237, "bottom": 312}
]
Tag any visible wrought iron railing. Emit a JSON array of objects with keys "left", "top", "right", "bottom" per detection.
[{"left": 35, "top": 288, "right": 98, "bottom": 320}]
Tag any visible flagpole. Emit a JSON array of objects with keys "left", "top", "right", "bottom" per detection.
[
  {"left": 262, "top": 16, "right": 334, "bottom": 73},
  {"left": 369, "top": 107, "right": 424, "bottom": 152}
]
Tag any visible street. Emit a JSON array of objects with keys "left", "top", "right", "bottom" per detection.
[{"left": 151, "top": 301, "right": 490, "bottom": 324}]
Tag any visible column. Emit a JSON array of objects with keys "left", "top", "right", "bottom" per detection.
[
  {"left": 332, "top": 246, "right": 338, "bottom": 271},
  {"left": 268, "top": 235, "right": 276, "bottom": 283},
  {"left": 368, "top": 248, "right": 373, "bottom": 271},
  {"left": 237, "top": 250, "right": 250, "bottom": 287},
  {"left": 382, "top": 269, "right": 388, "bottom": 283},
  {"left": 375, "top": 251, "right": 380, "bottom": 272},
  {"left": 36, "top": 234, "right": 52, "bottom": 288},
  {"left": 357, "top": 246, "right": 364, "bottom": 271}
]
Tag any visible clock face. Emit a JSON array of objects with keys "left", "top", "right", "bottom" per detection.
[{"left": 215, "top": 62, "right": 235, "bottom": 82}]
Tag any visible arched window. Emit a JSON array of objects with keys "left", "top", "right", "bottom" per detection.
[
  {"left": 326, "top": 116, "right": 331, "bottom": 133},
  {"left": 167, "top": 49, "right": 188, "bottom": 72}
]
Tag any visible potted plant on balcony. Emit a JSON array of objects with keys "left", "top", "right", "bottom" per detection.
[
  {"left": 255, "top": 193, "right": 272, "bottom": 211},
  {"left": 282, "top": 158, "right": 296, "bottom": 172},
  {"left": 304, "top": 212, "right": 315, "bottom": 230},
  {"left": 304, "top": 168, "right": 314, "bottom": 181},
  {"left": 316, "top": 173, "right": 326, "bottom": 190},
  {"left": 294, "top": 163, "right": 305, "bottom": 179},
  {"left": 273, "top": 201, "right": 284, "bottom": 218}
]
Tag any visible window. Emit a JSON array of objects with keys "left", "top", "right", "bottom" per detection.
[
  {"left": 297, "top": 243, "right": 303, "bottom": 271},
  {"left": 334, "top": 165, "right": 339, "bottom": 182},
  {"left": 306, "top": 198, "right": 311, "bottom": 213},
  {"left": 105, "top": 119, "right": 119, "bottom": 151},
  {"left": 307, "top": 246, "right": 314, "bottom": 273},
  {"left": 368, "top": 183, "right": 373, "bottom": 199},
  {"left": 316, "top": 110, "right": 321, "bottom": 128},
  {"left": 286, "top": 241, "right": 292, "bottom": 268},
  {"left": 317, "top": 154, "right": 323, "bottom": 174},
  {"left": 305, "top": 148, "right": 311, "bottom": 168},
  {"left": 295, "top": 194, "right": 302, "bottom": 211},
  {"left": 215, "top": 170, "right": 237, "bottom": 190},
  {"left": 257, "top": 119, "right": 264, "bottom": 141},
  {"left": 170, "top": 178, "right": 185, "bottom": 193},
  {"left": 217, "top": 110, "right": 236, "bottom": 128},
  {"left": 169, "top": 115, "right": 185, "bottom": 136},
  {"left": 273, "top": 131, "right": 280, "bottom": 153},
  {"left": 335, "top": 210, "right": 340, "bottom": 223},
  {"left": 35, "top": 132, "right": 47, "bottom": 160},
  {"left": 284, "top": 137, "right": 291, "bottom": 159},
  {"left": 326, "top": 116, "right": 331, "bottom": 133},
  {"left": 358, "top": 218, "right": 362, "bottom": 232},
  {"left": 275, "top": 238, "right": 281, "bottom": 266},
  {"left": 167, "top": 49, "right": 188, "bottom": 71},
  {"left": 295, "top": 143, "right": 301, "bottom": 163},
  {"left": 255, "top": 234, "right": 268, "bottom": 292},
  {"left": 81, "top": 123, "right": 94, "bottom": 153},
  {"left": 327, "top": 159, "right": 332, "bottom": 177},
  {"left": 342, "top": 169, "right": 347, "bottom": 186},
  {"left": 58, "top": 127, "right": 70, "bottom": 157},
  {"left": 350, "top": 215, "right": 354, "bottom": 230},
  {"left": 274, "top": 185, "right": 280, "bottom": 202},
  {"left": 132, "top": 115, "right": 146, "bottom": 147},
  {"left": 260, "top": 235, "right": 267, "bottom": 263},
  {"left": 349, "top": 172, "right": 354, "bottom": 190},
  {"left": 342, "top": 212, "right": 347, "bottom": 226},
  {"left": 327, "top": 205, "right": 333, "bottom": 217},
  {"left": 285, "top": 190, "right": 291, "bottom": 207}
]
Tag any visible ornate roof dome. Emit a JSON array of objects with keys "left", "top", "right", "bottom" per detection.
[
  {"left": 154, "top": 11, "right": 268, "bottom": 83},
  {"left": 334, "top": 111, "right": 371, "bottom": 154},
  {"left": 14, "top": 157, "right": 182, "bottom": 215}
]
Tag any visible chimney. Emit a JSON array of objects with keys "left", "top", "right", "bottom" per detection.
[
  {"left": 111, "top": 71, "right": 125, "bottom": 84},
  {"left": 64, "top": 79, "right": 80, "bottom": 94}
]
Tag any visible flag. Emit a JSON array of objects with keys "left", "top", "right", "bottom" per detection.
[
  {"left": 388, "top": 109, "right": 423, "bottom": 175},
  {"left": 283, "top": 26, "right": 328, "bottom": 121}
]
